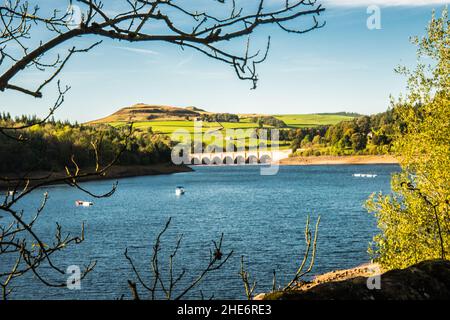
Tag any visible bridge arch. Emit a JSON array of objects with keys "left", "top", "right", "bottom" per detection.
[
  {"left": 191, "top": 157, "right": 201, "bottom": 165},
  {"left": 223, "top": 156, "right": 234, "bottom": 165},
  {"left": 246, "top": 155, "right": 259, "bottom": 164},
  {"left": 235, "top": 155, "right": 245, "bottom": 165},
  {"left": 188, "top": 150, "right": 290, "bottom": 166},
  {"left": 212, "top": 156, "right": 223, "bottom": 165},
  {"left": 260, "top": 154, "right": 272, "bottom": 164}
]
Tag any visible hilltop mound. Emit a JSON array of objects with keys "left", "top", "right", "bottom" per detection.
[
  {"left": 185, "top": 106, "right": 207, "bottom": 112},
  {"left": 89, "top": 103, "right": 205, "bottom": 123}
]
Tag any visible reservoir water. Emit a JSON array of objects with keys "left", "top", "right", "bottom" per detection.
[{"left": 4, "top": 164, "right": 399, "bottom": 299}]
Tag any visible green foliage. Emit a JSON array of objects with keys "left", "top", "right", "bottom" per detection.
[
  {"left": 316, "top": 112, "right": 364, "bottom": 117},
  {"left": 0, "top": 118, "right": 172, "bottom": 173},
  {"left": 350, "top": 132, "right": 365, "bottom": 151},
  {"left": 288, "top": 110, "right": 395, "bottom": 155},
  {"left": 200, "top": 113, "right": 239, "bottom": 122},
  {"left": 249, "top": 116, "right": 287, "bottom": 128},
  {"left": 107, "top": 113, "right": 357, "bottom": 152},
  {"left": 366, "top": 8, "right": 450, "bottom": 269}
]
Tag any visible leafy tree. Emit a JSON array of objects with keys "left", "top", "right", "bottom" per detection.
[
  {"left": 366, "top": 8, "right": 450, "bottom": 269},
  {"left": 201, "top": 113, "right": 240, "bottom": 123},
  {"left": 250, "top": 116, "right": 287, "bottom": 128},
  {"left": 300, "top": 134, "right": 312, "bottom": 148},
  {"left": 312, "top": 134, "right": 322, "bottom": 145},
  {"left": 351, "top": 132, "right": 366, "bottom": 151}
]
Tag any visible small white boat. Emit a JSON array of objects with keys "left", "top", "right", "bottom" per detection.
[
  {"left": 75, "top": 200, "right": 93, "bottom": 207},
  {"left": 175, "top": 186, "right": 185, "bottom": 196}
]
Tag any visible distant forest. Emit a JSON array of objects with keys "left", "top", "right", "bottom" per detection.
[
  {"left": 0, "top": 109, "right": 395, "bottom": 174},
  {"left": 288, "top": 110, "right": 395, "bottom": 156},
  {"left": 316, "top": 112, "right": 365, "bottom": 117},
  {"left": 0, "top": 114, "right": 172, "bottom": 173}
]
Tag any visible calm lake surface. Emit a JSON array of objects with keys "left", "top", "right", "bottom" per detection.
[{"left": 6, "top": 164, "right": 399, "bottom": 300}]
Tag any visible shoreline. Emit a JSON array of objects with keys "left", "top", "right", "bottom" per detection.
[
  {"left": 0, "top": 163, "right": 193, "bottom": 190},
  {"left": 1, "top": 155, "right": 399, "bottom": 190},
  {"left": 278, "top": 154, "right": 399, "bottom": 166}
]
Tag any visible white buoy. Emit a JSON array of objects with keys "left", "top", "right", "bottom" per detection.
[{"left": 175, "top": 186, "right": 185, "bottom": 196}]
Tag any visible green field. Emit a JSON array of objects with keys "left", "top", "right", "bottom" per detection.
[
  {"left": 109, "top": 114, "right": 354, "bottom": 150},
  {"left": 111, "top": 114, "right": 353, "bottom": 134},
  {"left": 110, "top": 120, "right": 271, "bottom": 135},
  {"left": 274, "top": 114, "right": 354, "bottom": 128}
]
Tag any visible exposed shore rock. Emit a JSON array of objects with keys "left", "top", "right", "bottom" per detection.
[{"left": 261, "top": 260, "right": 450, "bottom": 300}]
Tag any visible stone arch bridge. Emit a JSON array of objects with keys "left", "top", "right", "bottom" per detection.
[{"left": 188, "top": 150, "right": 292, "bottom": 165}]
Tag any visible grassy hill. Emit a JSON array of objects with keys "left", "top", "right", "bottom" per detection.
[
  {"left": 87, "top": 104, "right": 356, "bottom": 150},
  {"left": 89, "top": 104, "right": 355, "bottom": 133},
  {"left": 88, "top": 103, "right": 207, "bottom": 124}
]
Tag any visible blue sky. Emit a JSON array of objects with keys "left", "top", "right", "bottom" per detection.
[{"left": 1, "top": 1, "right": 449, "bottom": 122}]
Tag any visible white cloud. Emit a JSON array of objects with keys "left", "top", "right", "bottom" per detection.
[
  {"left": 322, "top": 0, "right": 449, "bottom": 6},
  {"left": 175, "top": 54, "right": 194, "bottom": 69},
  {"left": 116, "top": 47, "right": 159, "bottom": 55}
]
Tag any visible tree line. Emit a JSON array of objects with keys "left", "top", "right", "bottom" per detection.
[
  {"left": 0, "top": 116, "right": 172, "bottom": 173},
  {"left": 289, "top": 110, "right": 395, "bottom": 156},
  {"left": 200, "top": 113, "right": 240, "bottom": 123},
  {"left": 249, "top": 116, "right": 288, "bottom": 128}
]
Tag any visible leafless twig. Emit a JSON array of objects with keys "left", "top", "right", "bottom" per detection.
[{"left": 125, "top": 217, "right": 233, "bottom": 300}]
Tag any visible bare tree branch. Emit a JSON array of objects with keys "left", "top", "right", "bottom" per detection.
[{"left": 0, "top": 0, "right": 325, "bottom": 95}]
